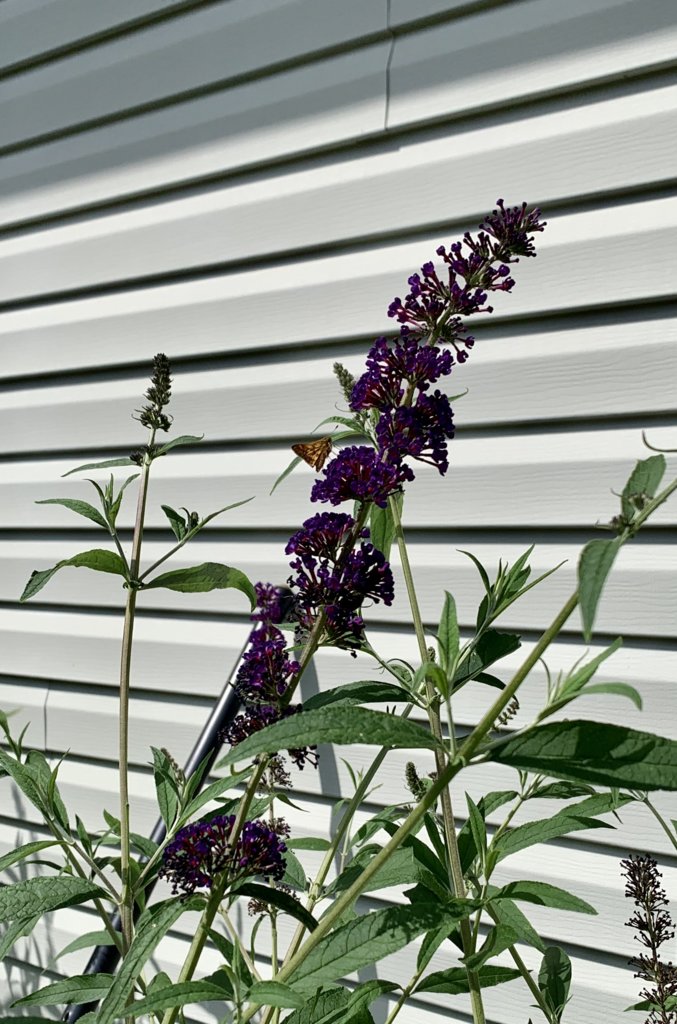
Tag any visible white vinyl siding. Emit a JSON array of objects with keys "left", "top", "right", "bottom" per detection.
[{"left": 1, "top": 1, "right": 676, "bottom": 1021}]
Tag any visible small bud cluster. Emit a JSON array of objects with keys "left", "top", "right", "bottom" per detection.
[
  {"left": 134, "top": 352, "right": 173, "bottom": 433},
  {"left": 622, "top": 854, "right": 677, "bottom": 1023}
]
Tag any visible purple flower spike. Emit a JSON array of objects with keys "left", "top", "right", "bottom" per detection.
[
  {"left": 234, "top": 623, "right": 300, "bottom": 706},
  {"left": 310, "top": 445, "right": 404, "bottom": 508},
  {"left": 160, "top": 814, "right": 287, "bottom": 894},
  {"left": 376, "top": 390, "right": 455, "bottom": 476},
  {"left": 351, "top": 335, "right": 453, "bottom": 413}
]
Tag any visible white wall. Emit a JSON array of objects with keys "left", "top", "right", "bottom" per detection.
[{"left": 1, "top": 1, "right": 676, "bottom": 1020}]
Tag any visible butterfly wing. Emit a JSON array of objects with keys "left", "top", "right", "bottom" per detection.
[{"left": 291, "top": 436, "right": 333, "bottom": 471}]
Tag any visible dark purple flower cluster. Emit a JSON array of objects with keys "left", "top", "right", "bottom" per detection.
[
  {"left": 285, "top": 511, "right": 394, "bottom": 647},
  {"left": 308, "top": 201, "right": 544, "bottom": 506},
  {"left": 160, "top": 814, "right": 287, "bottom": 895},
  {"left": 222, "top": 586, "right": 317, "bottom": 771}
]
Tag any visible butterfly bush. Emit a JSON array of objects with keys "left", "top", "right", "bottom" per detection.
[{"left": 12, "top": 198, "right": 677, "bottom": 1024}]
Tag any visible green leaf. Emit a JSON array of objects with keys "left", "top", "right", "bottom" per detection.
[
  {"left": 540, "top": 638, "right": 623, "bottom": 720},
  {"left": 12, "top": 974, "right": 113, "bottom": 1007},
  {"left": 281, "top": 848, "right": 307, "bottom": 890},
  {"left": 107, "top": 473, "right": 139, "bottom": 527},
  {"left": 161, "top": 504, "right": 187, "bottom": 541},
  {"left": 578, "top": 538, "right": 621, "bottom": 641},
  {"left": 271, "top": 454, "right": 304, "bottom": 494},
  {"left": 35, "top": 497, "right": 109, "bottom": 530},
  {"left": 304, "top": 681, "right": 412, "bottom": 712},
  {"left": 0, "top": 840, "right": 61, "bottom": 874},
  {"left": 120, "top": 977, "right": 232, "bottom": 1016},
  {"left": 416, "top": 920, "right": 457, "bottom": 973},
  {"left": 287, "top": 837, "right": 332, "bottom": 852},
  {"left": 154, "top": 434, "right": 204, "bottom": 456},
  {"left": 151, "top": 747, "right": 180, "bottom": 829},
  {"left": 288, "top": 902, "right": 470, "bottom": 994},
  {"left": 195, "top": 497, "right": 254, "bottom": 530},
  {"left": 0, "top": 876, "right": 104, "bottom": 924},
  {"left": 56, "top": 928, "right": 116, "bottom": 959},
  {"left": 231, "top": 882, "right": 319, "bottom": 933},
  {"left": 369, "top": 492, "right": 401, "bottom": 561},
  {"left": 416, "top": 964, "right": 521, "bottom": 995},
  {"left": 222, "top": 707, "right": 441, "bottom": 767},
  {"left": 282, "top": 988, "right": 352, "bottom": 1024},
  {"left": 438, "top": 591, "right": 460, "bottom": 675},
  {"left": 452, "top": 630, "right": 521, "bottom": 689},
  {"left": 20, "top": 549, "right": 127, "bottom": 601},
  {"left": 465, "top": 794, "right": 487, "bottom": 867},
  {"left": 491, "top": 720, "right": 677, "bottom": 791},
  {"left": 0, "top": 750, "right": 44, "bottom": 811},
  {"left": 463, "top": 923, "right": 518, "bottom": 970},
  {"left": 178, "top": 767, "right": 252, "bottom": 823},
  {"left": 457, "top": 790, "right": 518, "bottom": 873},
  {"left": 532, "top": 780, "right": 597, "bottom": 799},
  {"left": 97, "top": 896, "right": 203, "bottom": 1024},
  {"left": 326, "top": 847, "right": 451, "bottom": 902},
  {"left": 459, "top": 549, "right": 491, "bottom": 593},
  {"left": 247, "top": 981, "right": 305, "bottom": 1010},
  {"left": 489, "top": 895, "right": 546, "bottom": 953},
  {"left": 143, "top": 562, "right": 255, "bottom": 607},
  {"left": 0, "top": 915, "right": 40, "bottom": 960},
  {"left": 581, "top": 682, "right": 642, "bottom": 709},
  {"left": 621, "top": 454, "right": 666, "bottom": 522},
  {"left": 62, "top": 457, "right": 135, "bottom": 477},
  {"left": 493, "top": 807, "right": 611, "bottom": 863},
  {"left": 491, "top": 880, "right": 596, "bottom": 915},
  {"left": 538, "top": 946, "right": 571, "bottom": 1020}
]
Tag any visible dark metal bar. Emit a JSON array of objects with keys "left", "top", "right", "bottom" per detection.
[{"left": 62, "top": 588, "right": 295, "bottom": 1022}]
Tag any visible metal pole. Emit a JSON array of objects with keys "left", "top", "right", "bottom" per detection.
[{"left": 62, "top": 588, "right": 295, "bottom": 1022}]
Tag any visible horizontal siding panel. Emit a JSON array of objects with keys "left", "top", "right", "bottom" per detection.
[
  {"left": 1, "top": 198, "right": 676, "bottom": 373},
  {"left": 0, "top": 0, "right": 387, "bottom": 151},
  {"left": 0, "top": 0, "right": 205, "bottom": 71},
  {"left": 3, "top": 80, "right": 677, "bottom": 274},
  {"left": 3, "top": 537, "right": 676, "bottom": 639},
  {"left": 1, "top": 318, "right": 675, "bottom": 451},
  {"left": 388, "top": 0, "right": 677, "bottom": 128},
  {"left": 0, "top": 681, "right": 48, "bottom": 749},
  {"left": 0, "top": 43, "right": 388, "bottom": 229},
  {"left": 3, "top": 432, "right": 676, "bottom": 529}
]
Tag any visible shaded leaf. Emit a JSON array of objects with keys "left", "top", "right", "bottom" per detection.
[
  {"left": 304, "top": 681, "right": 412, "bottom": 712},
  {"left": 231, "top": 882, "right": 319, "bottom": 933},
  {"left": 20, "top": 549, "right": 127, "bottom": 602},
  {"left": 539, "top": 946, "right": 572, "bottom": 1021},
  {"left": 578, "top": 538, "right": 621, "bottom": 641},
  {"left": 581, "top": 682, "right": 642, "bottom": 709},
  {"left": 0, "top": 840, "right": 61, "bottom": 874},
  {"left": 13, "top": 974, "right": 113, "bottom": 1007},
  {"left": 122, "top": 977, "right": 232, "bottom": 1016},
  {"left": 56, "top": 929, "right": 116, "bottom": 960},
  {"left": 438, "top": 591, "right": 460, "bottom": 675},
  {"left": 491, "top": 720, "right": 677, "bottom": 791},
  {"left": 222, "top": 707, "right": 440, "bottom": 767},
  {"left": 452, "top": 630, "right": 521, "bottom": 689},
  {"left": 326, "top": 847, "right": 450, "bottom": 901},
  {"left": 416, "top": 964, "right": 521, "bottom": 995},
  {"left": 369, "top": 492, "right": 401, "bottom": 562},
  {"left": 161, "top": 504, "right": 187, "bottom": 541},
  {"left": 247, "top": 981, "right": 305, "bottom": 1009},
  {"left": 464, "top": 923, "right": 518, "bottom": 970},
  {"left": 621, "top": 454, "right": 666, "bottom": 522},
  {"left": 489, "top": 895, "right": 546, "bottom": 954},
  {"left": 143, "top": 562, "right": 255, "bottom": 607},
  {"left": 35, "top": 498, "right": 109, "bottom": 531},
  {"left": 0, "top": 915, "right": 40, "bottom": 960},
  {"left": 287, "top": 837, "right": 332, "bottom": 852},
  {"left": 491, "top": 880, "right": 596, "bottom": 915}
]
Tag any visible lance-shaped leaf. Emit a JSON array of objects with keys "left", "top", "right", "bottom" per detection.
[
  {"left": 621, "top": 454, "right": 666, "bottom": 522},
  {"left": 490, "top": 720, "right": 677, "bottom": 791},
  {"left": 151, "top": 747, "right": 180, "bottom": 828},
  {"left": 304, "top": 681, "right": 412, "bottom": 712},
  {"left": 96, "top": 896, "right": 203, "bottom": 1024},
  {"left": 0, "top": 915, "right": 40, "bottom": 960},
  {"left": 20, "top": 549, "right": 127, "bottom": 602},
  {"left": 538, "top": 638, "right": 625, "bottom": 720},
  {"left": 326, "top": 847, "right": 450, "bottom": 901},
  {"left": 118, "top": 977, "right": 233, "bottom": 1017},
  {"left": 143, "top": 562, "right": 255, "bottom": 607},
  {"left": 35, "top": 497, "right": 109, "bottom": 531},
  {"left": 0, "top": 877, "right": 105, "bottom": 924},
  {"left": 491, "top": 793, "right": 630, "bottom": 862},
  {"left": 56, "top": 929, "right": 117, "bottom": 960},
  {"left": 288, "top": 902, "right": 469, "bottom": 994},
  {"left": 437, "top": 591, "right": 460, "bottom": 676},
  {"left": 221, "top": 706, "right": 441, "bottom": 767},
  {"left": 491, "top": 880, "right": 596, "bottom": 915},
  {"left": 538, "top": 946, "right": 572, "bottom": 1021},
  {"left": 0, "top": 840, "right": 61, "bottom": 874},
  {"left": 452, "top": 630, "right": 521, "bottom": 690},
  {"left": 154, "top": 433, "right": 204, "bottom": 456},
  {"left": 161, "top": 504, "right": 188, "bottom": 540},
  {"left": 246, "top": 981, "right": 305, "bottom": 1010},
  {"left": 463, "top": 922, "right": 519, "bottom": 970},
  {"left": 369, "top": 491, "right": 401, "bottom": 562},
  {"left": 62, "top": 457, "right": 135, "bottom": 477},
  {"left": 13, "top": 974, "right": 114, "bottom": 1007},
  {"left": 489, "top": 894, "right": 546, "bottom": 953},
  {"left": 231, "top": 882, "right": 319, "bottom": 933},
  {"left": 282, "top": 988, "right": 352, "bottom": 1024},
  {"left": 416, "top": 964, "right": 521, "bottom": 995},
  {"left": 578, "top": 537, "right": 621, "bottom": 641}
]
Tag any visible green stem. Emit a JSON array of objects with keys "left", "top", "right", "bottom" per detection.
[
  {"left": 118, "top": 435, "right": 155, "bottom": 955},
  {"left": 383, "top": 963, "right": 428, "bottom": 1024},
  {"left": 219, "top": 907, "right": 262, "bottom": 982},
  {"left": 388, "top": 493, "right": 486, "bottom": 1024},
  {"left": 643, "top": 796, "right": 677, "bottom": 853}
]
